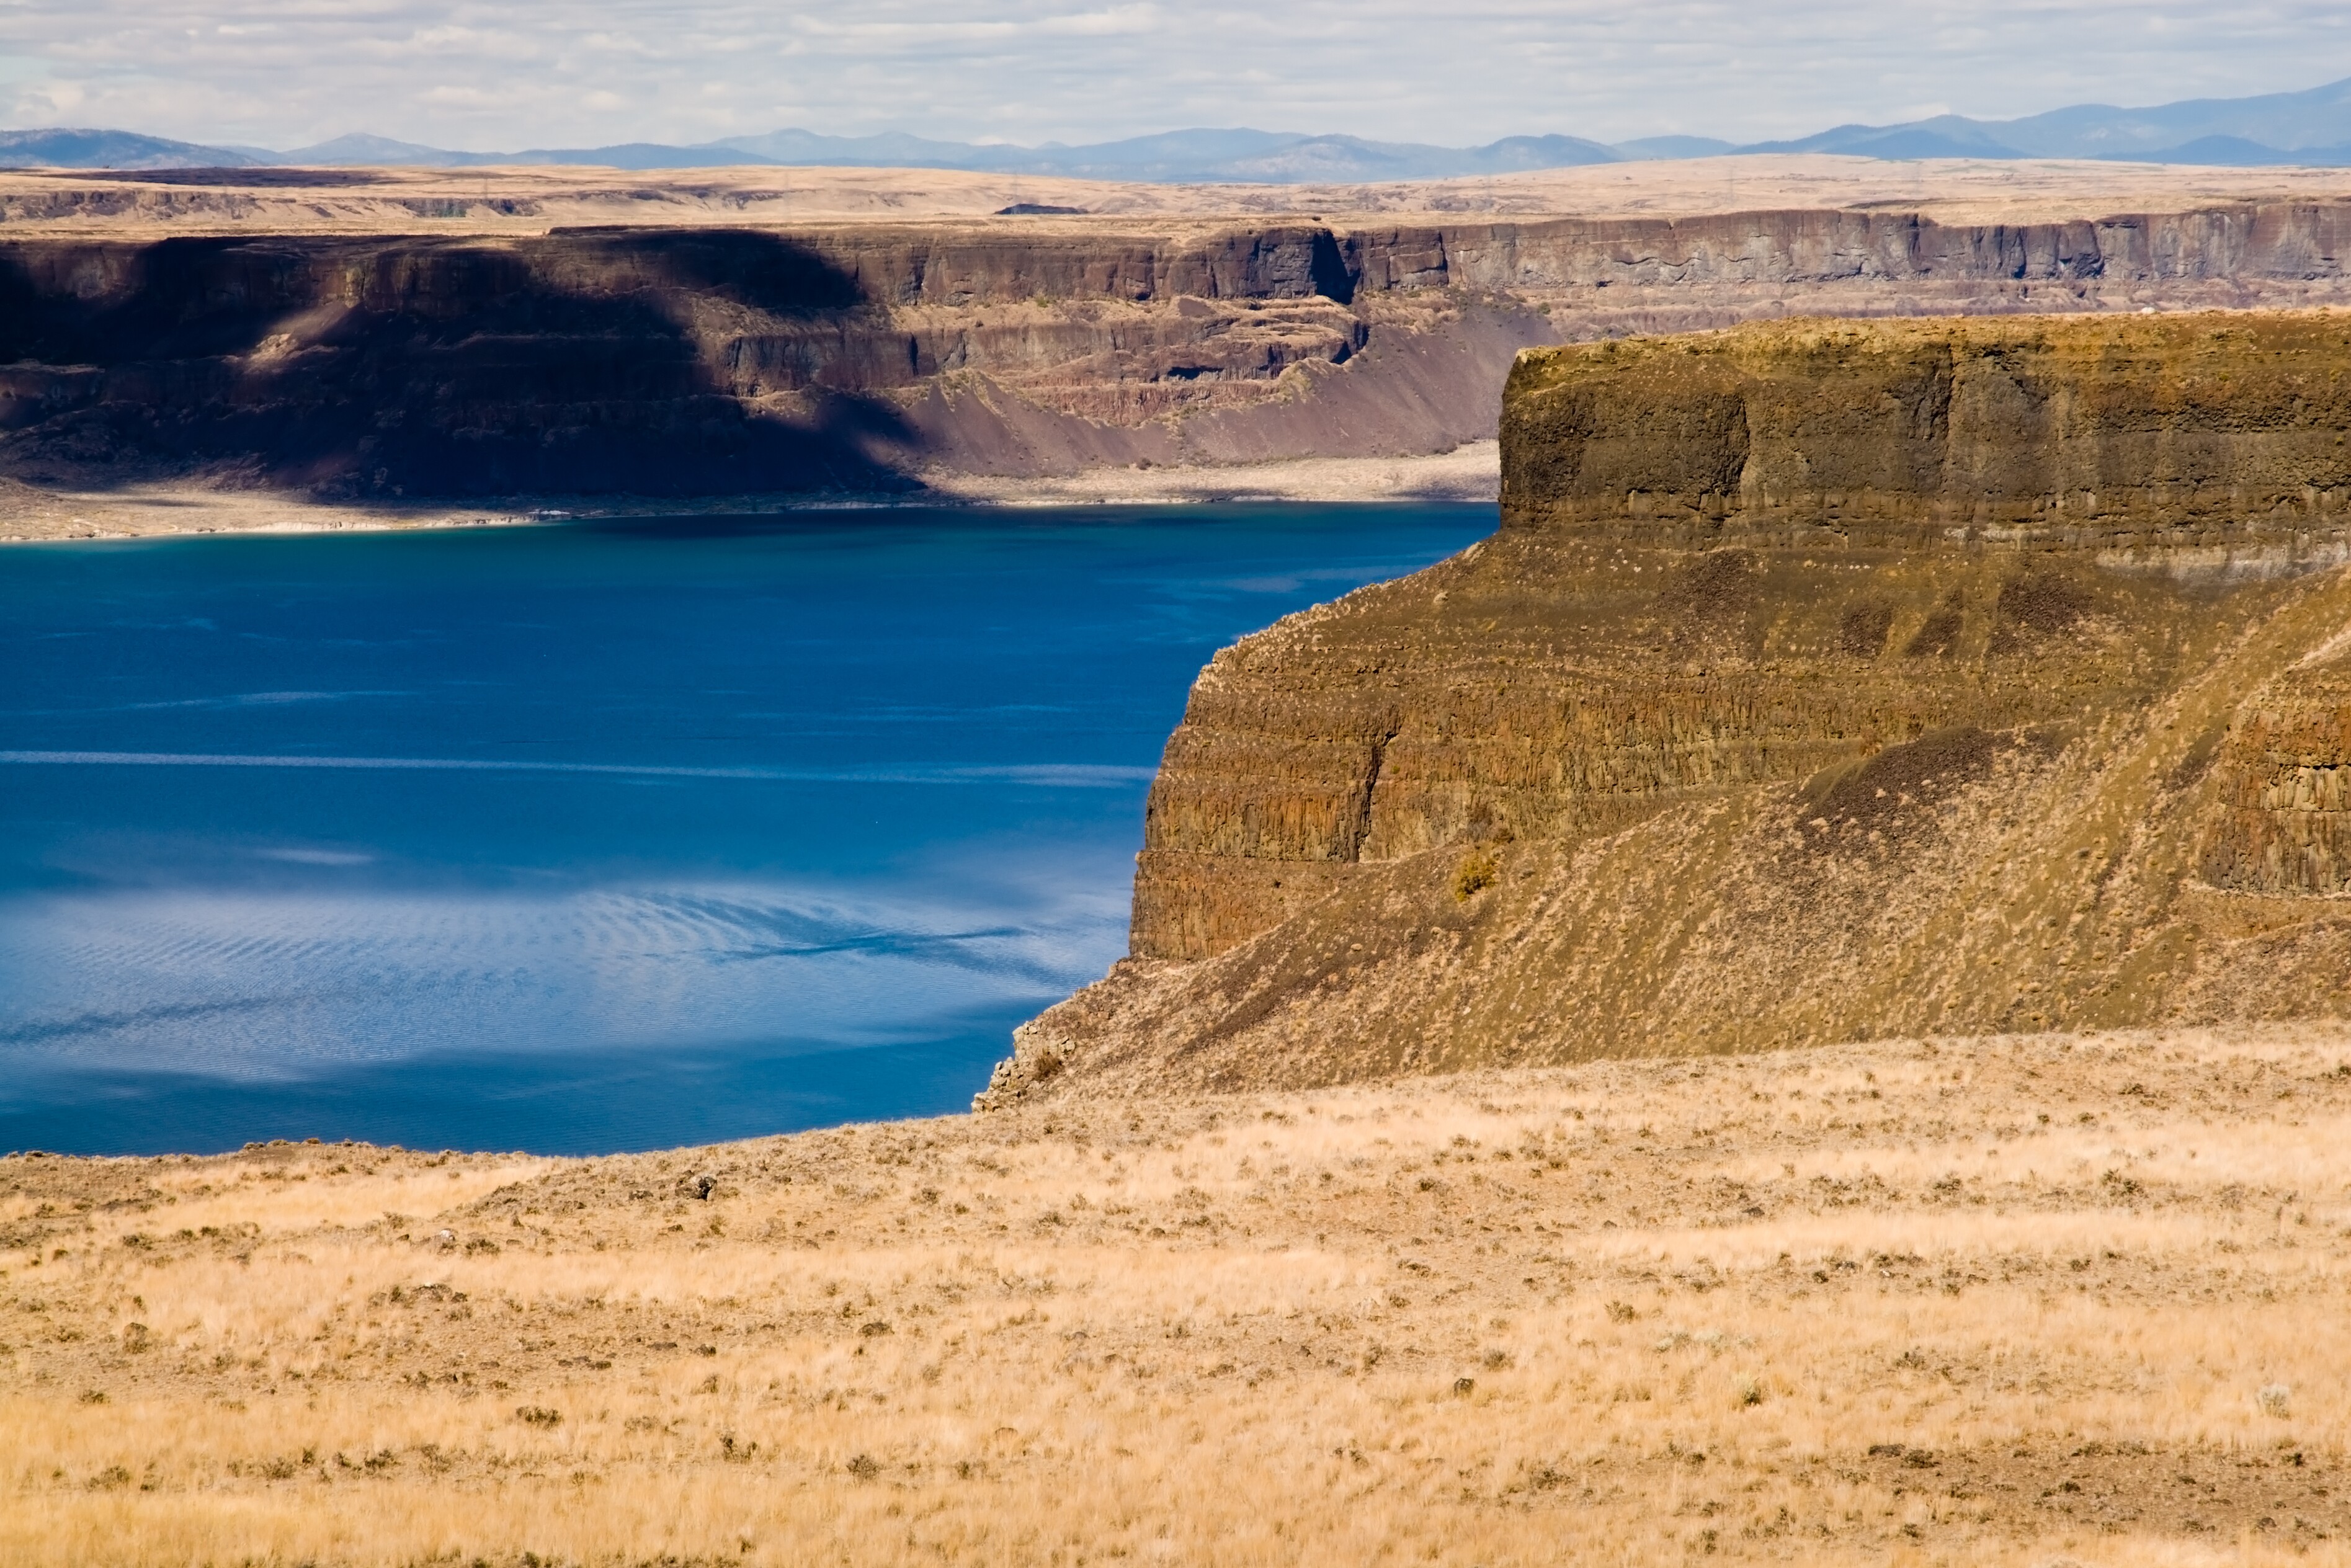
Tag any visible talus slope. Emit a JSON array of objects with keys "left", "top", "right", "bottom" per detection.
[{"left": 993, "top": 311, "right": 2351, "bottom": 1102}]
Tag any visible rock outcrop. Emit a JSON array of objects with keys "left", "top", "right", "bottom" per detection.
[
  {"left": 8, "top": 205, "right": 2351, "bottom": 497},
  {"left": 993, "top": 311, "right": 2351, "bottom": 1103}
]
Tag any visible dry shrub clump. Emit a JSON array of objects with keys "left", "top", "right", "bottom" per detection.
[{"left": 4, "top": 1024, "right": 2351, "bottom": 1566}]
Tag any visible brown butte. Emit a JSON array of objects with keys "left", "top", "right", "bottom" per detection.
[
  {"left": 8, "top": 189, "right": 2351, "bottom": 500},
  {"left": 991, "top": 310, "right": 2351, "bottom": 1104}
]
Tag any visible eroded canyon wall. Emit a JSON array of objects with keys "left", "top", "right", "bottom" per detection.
[
  {"left": 7, "top": 205, "right": 2351, "bottom": 496},
  {"left": 995, "top": 311, "right": 2351, "bottom": 1102}
]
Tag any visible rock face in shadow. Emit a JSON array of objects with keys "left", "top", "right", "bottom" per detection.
[
  {"left": 7, "top": 205, "right": 2351, "bottom": 497},
  {"left": 0, "top": 231, "right": 915, "bottom": 496},
  {"left": 993, "top": 311, "right": 2351, "bottom": 1103}
]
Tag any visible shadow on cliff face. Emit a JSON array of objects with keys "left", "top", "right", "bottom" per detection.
[{"left": 0, "top": 231, "right": 920, "bottom": 499}]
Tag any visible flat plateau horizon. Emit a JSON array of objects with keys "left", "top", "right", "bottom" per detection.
[{"left": 11, "top": 153, "right": 2351, "bottom": 233}]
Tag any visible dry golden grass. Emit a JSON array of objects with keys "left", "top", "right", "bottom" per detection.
[{"left": 7, "top": 1023, "right": 2351, "bottom": 1565}]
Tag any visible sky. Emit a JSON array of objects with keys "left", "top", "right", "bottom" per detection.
[{"left": 1, "top": 1, "right": 2347, "bottom": 153}]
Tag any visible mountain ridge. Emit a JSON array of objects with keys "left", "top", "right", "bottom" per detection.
[{"left": 13, "top": 76, "right": 2351, "bottom": 177}]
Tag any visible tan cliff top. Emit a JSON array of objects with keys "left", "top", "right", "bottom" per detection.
[{"left": 7, "top": 154, "right": 2351, "bottom": 238}]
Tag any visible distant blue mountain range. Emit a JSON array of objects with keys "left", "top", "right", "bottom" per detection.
[
  {"left": 9, "top": 76, "right": 2351, "bottom": 179},
  {"left": 1743, "top": 76, "right": 2351, "bottom": 166}
]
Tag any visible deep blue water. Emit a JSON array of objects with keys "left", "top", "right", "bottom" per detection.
[{"left": 0, "top": 505, "right": 1491, "bottom": 1156}]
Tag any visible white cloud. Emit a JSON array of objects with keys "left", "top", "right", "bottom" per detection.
[{"left": 0, "top": 0, "right": 2345, "bottom": 151}]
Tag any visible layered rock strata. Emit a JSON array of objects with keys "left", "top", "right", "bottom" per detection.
[
  {"left": 8, "top": 205, "right": 2351, "bottom": 496},
  {"left": 991, "top": 311, "right": 2351, "bottom": 1103}
]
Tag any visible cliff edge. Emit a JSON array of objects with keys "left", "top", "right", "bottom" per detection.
[
  {"left": 10, "top": 201, "right": 2351, "bottom": 506},
  {"left": 991, "top": 310, "right": 2351, "bottom": 1103}
]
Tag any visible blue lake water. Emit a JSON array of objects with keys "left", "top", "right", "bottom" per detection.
[{"left": 0, "top": 504, "right": 1490, "bottom": 1156}]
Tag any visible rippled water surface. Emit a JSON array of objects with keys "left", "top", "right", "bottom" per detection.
[{"left": 0, "top": 505, "right": 1491, "bottom": 1154}]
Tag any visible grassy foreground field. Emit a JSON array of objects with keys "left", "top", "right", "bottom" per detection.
[{"left": 6, "top": 1025, "right": 2350, "bottom": 1566}]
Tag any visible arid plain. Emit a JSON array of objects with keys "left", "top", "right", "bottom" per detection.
[{"left": 7, "top": 1025, "right": 2351, "bottom": 1566}]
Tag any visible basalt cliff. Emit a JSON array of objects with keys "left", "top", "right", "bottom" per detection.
[
  {"left": 990, "top": 310, "right": 2351, "bottom": 1102},
  {"left": 8, "top": 203, "right": 2351, "bottom": 497}
]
